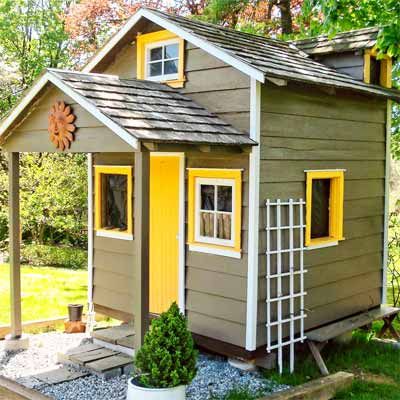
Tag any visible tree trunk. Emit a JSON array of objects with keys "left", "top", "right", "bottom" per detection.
[{"left": 278, "top": 0, "right": 293, "bottom": 34}]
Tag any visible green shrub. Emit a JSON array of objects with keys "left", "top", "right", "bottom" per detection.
[
  {"left": 135, "top": 302, "right": 198, "bottom": 388},
  {"left": 20, "top": 244, "right": 87, "bottom": 269}
]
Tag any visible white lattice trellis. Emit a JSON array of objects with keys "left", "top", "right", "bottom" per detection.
[{"left": 265, "top": 199, "right": 307, "bottom": 373}]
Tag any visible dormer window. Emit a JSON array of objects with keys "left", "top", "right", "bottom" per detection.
[
  {"left": 137, "top": 30, "right": 185, "bottom": 88},
  {"left": 147, "top": 40, "right": 179, "bottom": 81},
  {"left": 364, "top": 49, "right": 392, "bottom": 88}
]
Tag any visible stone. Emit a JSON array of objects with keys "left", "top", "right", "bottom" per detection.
[{"left": 3, "top": 334, "right": 29, "bottom": 351}]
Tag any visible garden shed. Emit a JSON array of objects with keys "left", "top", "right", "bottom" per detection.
[{"left": 1, "top": 7, "right": 399, "bottom": 372}]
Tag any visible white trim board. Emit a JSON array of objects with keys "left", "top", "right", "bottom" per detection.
[
  {"left": 83, "top": 8, "right": 265, "bottom": 83},
  {"left": 87, "top": 153, "right": 94, "bottom": 306},
  {"left": 0, "top": 71, "right": 139, "bottom": 150},
  {"left": 382, "top": 99, "right": 392, "bottom": 304},
  {"left": 246, "top": 78, "right": 261, "bottom": 351}
]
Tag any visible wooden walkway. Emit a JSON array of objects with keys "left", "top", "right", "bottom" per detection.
[{"left": 59, "top": 325, "right": 135, "bottom": 379}]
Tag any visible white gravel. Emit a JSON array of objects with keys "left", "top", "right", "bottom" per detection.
[{"left": 0, "top": 332, "right": 289, "bottom": 399}]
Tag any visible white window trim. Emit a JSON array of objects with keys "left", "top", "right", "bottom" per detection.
[
  {"left": 188, "top": 244, "right": 241, "bottom": 259},
  {"left": 194, "top": 177, "right": 235, "bottom": 247},
  {"left": 145, "top": 38, "right": 180, "bottom": 82},
  {"left": 96, "top": 230, "right": 133, "bottom": 241}
]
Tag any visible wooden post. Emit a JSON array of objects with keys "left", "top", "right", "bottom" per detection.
[
  {"left": 8, "top": 152, "right": 22, "bottom": 339},
  {"left": 133, "top": 150, "right": 150, "bottom": 348}
]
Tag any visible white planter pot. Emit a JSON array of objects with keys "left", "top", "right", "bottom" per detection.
[{"left": 127, "top": 377, "right": 186, "bottom": 400}]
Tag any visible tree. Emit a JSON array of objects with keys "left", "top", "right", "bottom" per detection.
[{"left": 0, "top": 0, "right": 71, "bottom": 117}]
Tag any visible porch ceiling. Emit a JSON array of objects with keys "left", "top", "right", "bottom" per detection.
[{"left": 0, "top": 68, "right": 256, "bottom": 148}]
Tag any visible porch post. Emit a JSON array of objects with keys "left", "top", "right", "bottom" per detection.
[
  {"left": 133, "top": 149, "right": 150, "bottom": 348},
  {"left": 7, "top": 152, "right": 25, "bottom": 346}
]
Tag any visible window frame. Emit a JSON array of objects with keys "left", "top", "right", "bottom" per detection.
[
  {"left": 195, "top": 177, "right": 235, "bottom": 247},
  {"left": 188, "top": 169, "right": 242, "bottom": 258},
  {"left": 94, "top": 165, "right": 133, "bottom": 240},
  {"left": 137, "top": 30, "right": 185, "bottom": 88},
  {"left": 364, "top": 48, "right": 392, "bottom": 88},
  {"left": 145, "top": 38, "right": 180, "bottom": 82},
  {"left": 305, "top": 170, "right": 345, "bottom": 248}
]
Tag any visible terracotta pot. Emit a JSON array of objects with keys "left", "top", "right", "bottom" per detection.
[{"left": 126, "top": 377, "right": 186, "bottom": 400}]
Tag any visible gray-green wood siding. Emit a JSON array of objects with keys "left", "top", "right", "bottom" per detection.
[
  {"left": 92, "top": 153, "right": 136, "bottom": 319},
  {"left": 257, "top": 82, "right": 387, "bottom": 347}
]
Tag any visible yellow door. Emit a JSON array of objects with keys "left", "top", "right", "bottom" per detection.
[{"left": 149, "top": 155, "right": 181, "bottom": 314}]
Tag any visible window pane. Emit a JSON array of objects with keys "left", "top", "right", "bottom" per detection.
[
  {"left": 164, "top": 43, "right": 179, "bottom": 59},
  {"left": 217, "top": 213, "right": 231, "bottom": 240},
  {"left": 102, "top": 174, "right": 128, "bottom": 231},
  {"left": 217, "top": 186, "right": 232, "bottom": 212},
  {"left": 201, "top": 185, "right": 215, "bottom": 210},
  {"left": 370, "top": 57, "right": 381, "bottom": 85},
  {"left": 311, "top": 179, "right": 330, "bottom": 239},
  {"left": 164, "top": 60, "right": 178, "bottom": 75},
  {"left": 149, "top": 62, "right": 162, "bottom": 77},
  {"left": 200, "top": 212, "right": 214, "bottom": 237},
  {"left": 150, "top": 46, "right": 162, "bottom": 61}
]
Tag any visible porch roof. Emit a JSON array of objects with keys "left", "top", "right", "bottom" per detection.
[{"left": 0, "top": 69, "right": 256, "bottom": 148}]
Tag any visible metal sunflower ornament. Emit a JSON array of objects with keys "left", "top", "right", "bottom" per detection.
[{"left": 48, "top": 101, "right": 76, "bottom": 150}]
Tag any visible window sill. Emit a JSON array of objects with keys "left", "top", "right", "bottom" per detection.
[
  {"left": 145, "top": 77, "right": 186, "bottom": 88},
  {"left": 188, "top": 243, "right": 241, "bottom": 259},
  {"left": 96, "top": 230, "right": 133, "bottom": 241},
  {"left": 306, "top": 240, "right": 339, "bottom": 250}
]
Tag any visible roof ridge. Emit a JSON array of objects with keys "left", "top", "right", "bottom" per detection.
[
  {"left": 293, "top": 26, "right": 380, "bottom": 44},
  {"left": 144, "top": 7, "right": 293, "bottom": 48}
]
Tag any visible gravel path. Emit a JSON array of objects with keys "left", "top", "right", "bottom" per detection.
[{"left": 0, "top": 333, "right": 288, "bottom": 399}]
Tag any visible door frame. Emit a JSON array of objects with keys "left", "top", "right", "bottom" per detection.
[{"left": 150, "top": 152, "right": 186, "bottom": 313}]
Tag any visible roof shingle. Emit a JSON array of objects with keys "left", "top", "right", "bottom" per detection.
[{"left": 49, "top": 69, "right": 255, "bottom": 146}]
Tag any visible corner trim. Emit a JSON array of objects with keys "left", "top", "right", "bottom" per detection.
[
  {"left": 246, "top": 78, "right": 261, "bottom": 351},
  {"left": 382, "top": 99, "right": 392, "bottom": 304}
]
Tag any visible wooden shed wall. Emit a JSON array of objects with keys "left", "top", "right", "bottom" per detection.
[
  {"left": 257, "top": 82, "right": 387, "bottom": 347},
  {"left": 314, "top": 53, "right": 365, "bottom": 81},
  {"left": 92, "top": 153, "right": 136, "bottom": 321},
  {"left": 102, "top": 33, "right": 251, "bottom": 134},
  {"left": 185, "top": 151, "right": 250, "bottom": 348},
  {"left": 3, "top": 87, "right": 130, "bottom": 153}
]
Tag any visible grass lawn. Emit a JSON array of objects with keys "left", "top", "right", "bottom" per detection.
[
  {"left": 0, "top": 263, "right": 87, "bottom": 325},
  {"left": 265, "top": 327, "right": 400, "bottom": 400}
]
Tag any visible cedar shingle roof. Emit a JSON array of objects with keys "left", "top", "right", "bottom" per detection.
[
  {"left": 293, "top": 27, "right": 379, "bottom": 55},
  {"left": 49, "top": 69, "right": 255, "bottom": 146},
  {"left": 140, "top": 9, "right": 400, "bottom": 101}
]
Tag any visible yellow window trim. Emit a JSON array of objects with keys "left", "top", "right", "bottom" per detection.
[
  {"left": 364, "top": 48, "right": 392, "bottom": 88},
  {"left": 136, "top": 30, "right": 186, "bottom": 88},
  {"left": 305, "top": 170, "right": 344, "bottom": 247},
  {"left": 94, "top": 165, "right": 133, "bottom": 236},
  {"left": 188, "top": 168, "right": 242, "bottom": 255}
]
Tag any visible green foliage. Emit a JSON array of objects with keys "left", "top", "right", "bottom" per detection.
[
  {"left": 20, "top": 244, "right": 87, "bottom": 269},
  {"left": 135, "top": 302, "right": 198, "bottom": 388},
  {"left": 0, "top": 0, "right": 71, "bottom": 117},
  {"left": 211, "top": 389, "right": 258, "bottom": 400},
  {"left": 336, "top": 380, "right": 400, "bottom": 400}
]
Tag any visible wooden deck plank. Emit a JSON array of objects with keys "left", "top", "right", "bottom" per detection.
[
  {"left": 33, "top": 368, "right": 89, "bottom": 385},
  {"left": 92, "top": 325, "right": 135, "bottom": 344},
  {"left": 69, "top": 348, "right": 118, "bottom": 365},
  {"left": 307, "top": 306, "right": 400, "bottom": 342},
  {"left": 116, "top": 335, "right": 135, "bottom": 349},
  {"left": 85, "top": 354, "right": 133, "bottom": 372}
]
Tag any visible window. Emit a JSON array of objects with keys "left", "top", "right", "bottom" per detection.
[
  {"left": 188, "top": 169, "right": 242, "bottom": 258},
  {"left": 364, "top": 49, "right": 392, "bottom": 88},
  {"left": 137, "top": 30, "right": 185, "bottom": 88},
  {"left": 95, "top": 166, "right": 133, "bottom": 239},
  {"left": 305, "top": 170, "right": 344, "bottom": 248}
]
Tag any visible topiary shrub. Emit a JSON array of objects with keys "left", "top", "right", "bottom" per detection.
[{"left": 134, "top": 302, "right": 198, "bottom": 388}]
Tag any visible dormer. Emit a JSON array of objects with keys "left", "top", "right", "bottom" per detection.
[
  {"left": 136, "top": 30, "right": 186, "bottom": 88},
  {"left": 294, "top": 27, "right": 393, "bottom": 88}
]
